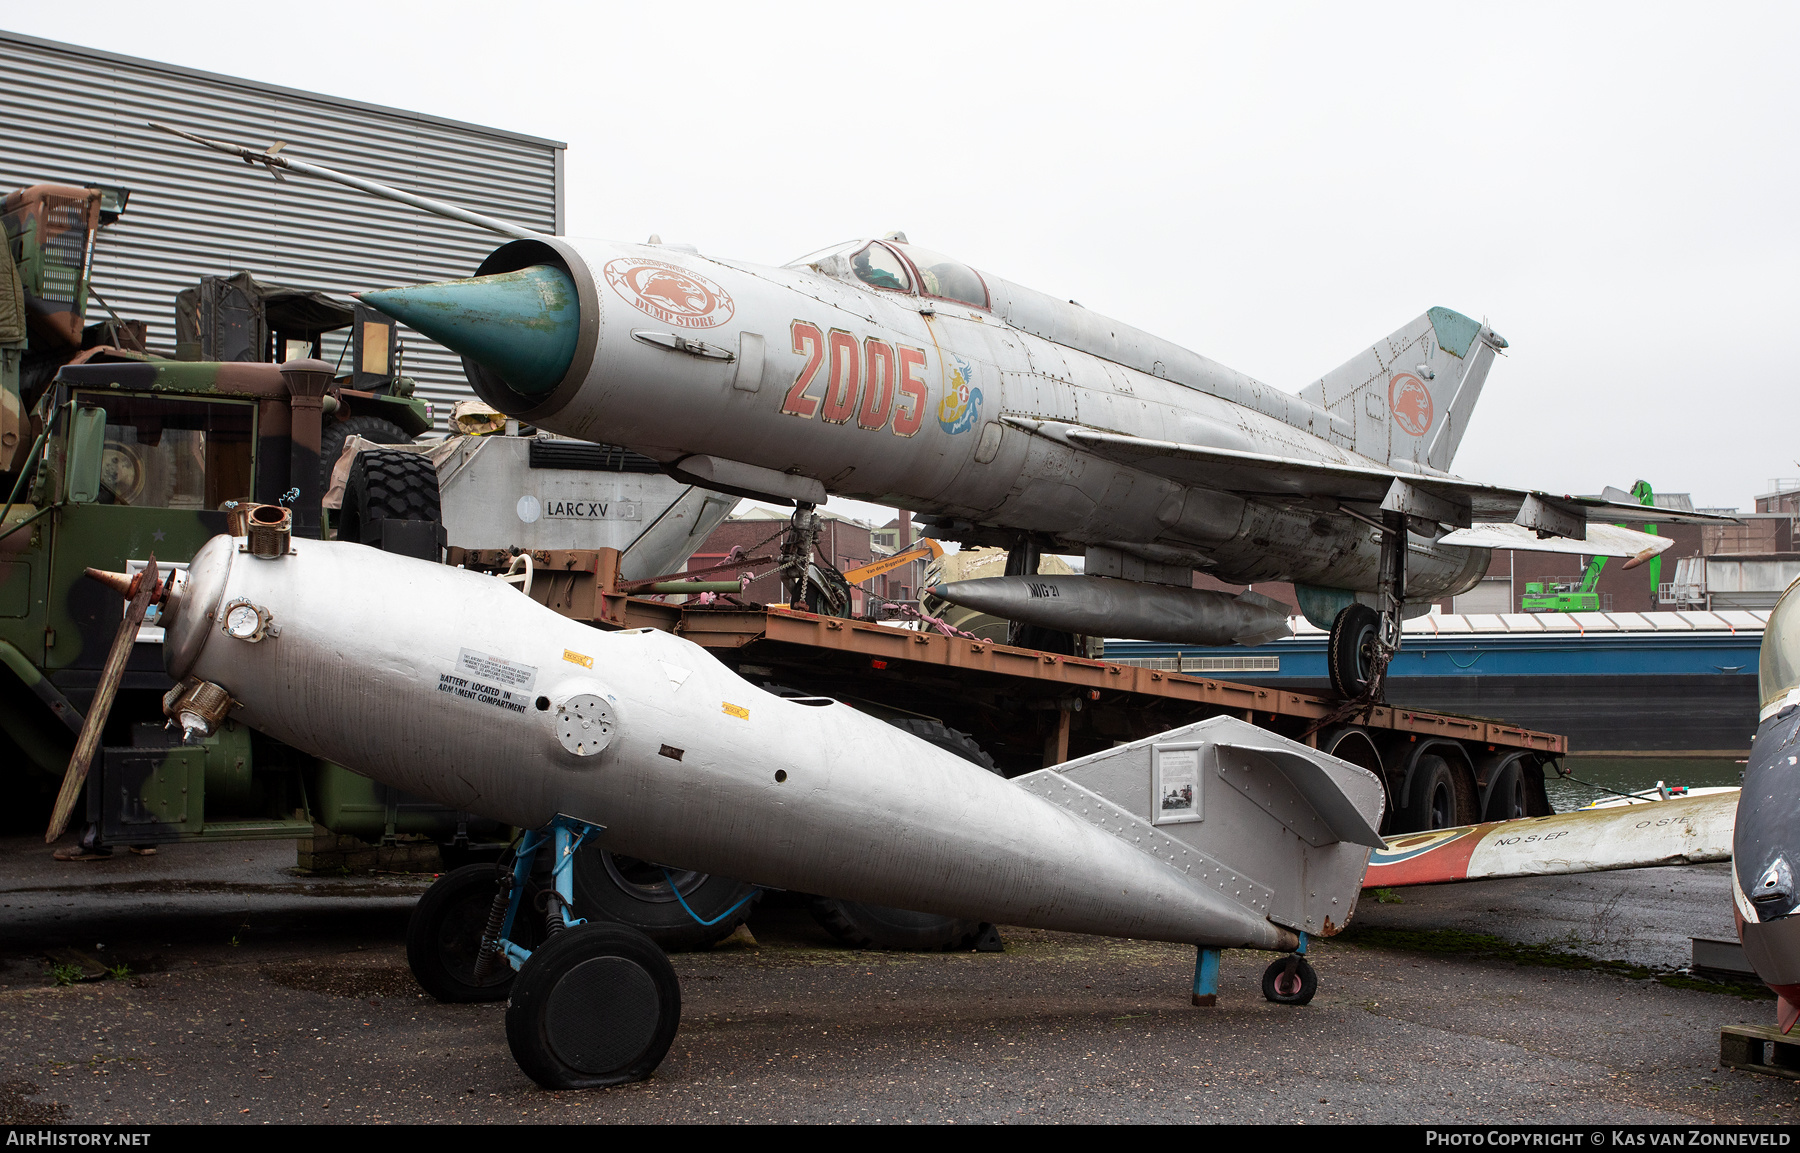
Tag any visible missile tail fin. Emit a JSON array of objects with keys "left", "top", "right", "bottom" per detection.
[
  {"left": 1298, "top": 307, "right": 1505, "bottom": 471},
  {"left": 1232, "top": 624, "right": 1291, "bottom": 648},
  {"left": 1231, "top": 590, "right": 1293, "bottom": 646}
]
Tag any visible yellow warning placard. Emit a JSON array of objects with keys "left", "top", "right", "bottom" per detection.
[
  {"left": 722, "top": 702, "right": 749, "bottom": 720},
  {"left": 563, "top": 649, "right": 594, "bottom": 669}
]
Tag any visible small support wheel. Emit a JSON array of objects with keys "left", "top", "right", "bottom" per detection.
[
  {"left": 505, "top": 923, "right": 681, "bottom": 1090},
  {"left": 1261, "top": 955, "right": 1318, "bottom": 1005},
  {"left": 407, "top": 864, "right": 518, "bottom": 1003}
]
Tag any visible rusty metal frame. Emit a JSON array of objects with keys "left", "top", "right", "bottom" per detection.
[{"left": 449, "top": 545, "right": 1566, "bottom": 760}]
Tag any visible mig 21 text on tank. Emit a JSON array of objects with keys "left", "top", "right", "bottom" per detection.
[{"left": 158, "top": 124, "right": 1727, "bottom": 700}]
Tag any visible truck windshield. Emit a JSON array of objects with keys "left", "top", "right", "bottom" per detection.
[{"left": 79, "top": 393, "right": 255, "bottom": 510}]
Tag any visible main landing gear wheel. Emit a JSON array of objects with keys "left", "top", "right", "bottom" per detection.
[
  {"left": 407, "top": 864, "right": 521, "bottom": 1003},
  {"left": 1262, "top": 955, "right": 1318, "bottom": 1005},
  {"left": 1327, "top": 604, "right": 1382, "bottom": 700},
  {"left": 505, "top": 923, "right": 681, "bottom": 1090}
]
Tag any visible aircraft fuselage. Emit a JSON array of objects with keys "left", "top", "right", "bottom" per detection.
[{"left": 421, "top": 235, "right": 1489, "bottom": 602}]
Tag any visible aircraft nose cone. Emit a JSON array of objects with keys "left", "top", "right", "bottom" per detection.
[{"left": 358, "top": 264, "right": 578, "bottom": 396}]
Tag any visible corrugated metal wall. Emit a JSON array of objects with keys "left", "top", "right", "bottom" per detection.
[{"left": 0, "top": 30, "right": 563, "bottom": 427}]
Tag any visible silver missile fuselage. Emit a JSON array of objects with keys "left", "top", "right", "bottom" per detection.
[
  {"left": 162, "top": 534, "right": 1394, "bottom": 950},
  {"left": 368, "top": 236, "right": 1487, "bottom": 604}
]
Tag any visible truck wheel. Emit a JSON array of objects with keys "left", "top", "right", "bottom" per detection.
[
  {"left": 571, "top": 850, "right": 761, "bottom": 952},
  {"left": 808, "top": 718, "right": 998, "bottom": 952},
  {"left": 320, "top": 414, "right": 410, "bottom": 494},
  {"left": 808, "top": 897, "right": 988, "bottom": 951},
  {"left": 1404, "top": 754, "right": 1459, "bottom": 831},
  {"left": 407, "top": 864, "right": 518, "bottom": 1003},
  {"left": 1327, "top": 604, "right": 1381, "bottom": 699},
  {"left": 1483, "top": 761, "right": 1529, "bottom": 822},
  {"left": 338, "top": 448, "right": 441, "bottom": 546},
  {"left": 505, "top": 923, "right": 680, "bottom": 1090}
]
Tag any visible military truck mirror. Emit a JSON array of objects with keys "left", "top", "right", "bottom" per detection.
[
  {"left": 84, "top": 183, "right": 131, "bottom": 226},
  {"left": 351, "top": 305, "right": 398, "bottom": 391},
  {"left": 66, "top": 404, "right": 106, "bottom": 504}
]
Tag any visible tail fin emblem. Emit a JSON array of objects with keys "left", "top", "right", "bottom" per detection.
[{"left": 1388, "top": 373, "right": 1433, "bottom": 437}]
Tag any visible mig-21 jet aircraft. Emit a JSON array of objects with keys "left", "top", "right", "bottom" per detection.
[{"left": 157, "top": 122, "right": 1723, "bottom": 701}]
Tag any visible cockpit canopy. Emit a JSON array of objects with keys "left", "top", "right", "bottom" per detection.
[
  {"left": 1761, "top": 574, "right": 1800, "bottom": 715},
  {"left": 788, "top": 239, "right": 989, "bottom": 310}
]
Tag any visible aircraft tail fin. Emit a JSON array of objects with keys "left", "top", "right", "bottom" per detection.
[{"left": 1298, "top": 308, "right": 1504, "bottom": 471}]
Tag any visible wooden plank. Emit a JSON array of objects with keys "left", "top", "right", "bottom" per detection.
[{"left": 46, "top": 556, "right": 159, "bottom": 843}]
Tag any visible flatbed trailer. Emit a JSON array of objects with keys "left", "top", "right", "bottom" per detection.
[{"left": 453, "top": 546, "right": 1566, "bottom": 835}]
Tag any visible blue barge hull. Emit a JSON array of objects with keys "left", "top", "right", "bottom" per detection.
[{"left": 1104, "top": 619, "right": 1763, "bottom": 756}]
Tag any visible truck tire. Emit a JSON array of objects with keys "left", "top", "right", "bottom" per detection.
[
  {"left": 320, "top": 414, "right": 410, "bottom": 494},
  {"left": 809, "top": 718, "right": 999, "bottom": 952},
  {"left": 1403, "top": 754, "right": 1460, "bottom": 832},
  {"left": 570, "top": 850, "right": 761, "bottom": 953},
  {"left": 1483, "top": 761, "right": 1530, "bottom": 822},
  {"left": 338, "top": 448, "right": 441, "bottom": 546}
]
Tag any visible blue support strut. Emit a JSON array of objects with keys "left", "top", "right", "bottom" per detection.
[
  {"left": 495, "top": 814, "right": 604, "bottom": 973},
  {"left": 1192, "top": 947, "right": 1221, "bottom": 1007}
]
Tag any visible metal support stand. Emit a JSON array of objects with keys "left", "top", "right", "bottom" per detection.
[{"left": 1192, "top": 946, "right": 1222, "bottom": 1007}]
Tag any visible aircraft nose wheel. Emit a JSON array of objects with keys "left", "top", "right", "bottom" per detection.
[
  {"left": 505, "top": 923, "right": 682, "bottom": 1089},
  {"left": 1261, "top": 954, "right": 1318, "bottom": 1005}
]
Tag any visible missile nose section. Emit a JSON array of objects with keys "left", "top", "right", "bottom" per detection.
[{"left": 358, "top": 264, "right": 578, "bottom": 396}]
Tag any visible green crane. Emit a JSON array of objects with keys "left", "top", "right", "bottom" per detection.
[{"left": 1519, "top": 480, "right": 1658, "bottom": 613}]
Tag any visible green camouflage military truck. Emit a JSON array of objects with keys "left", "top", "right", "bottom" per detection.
[{"left": 0, "top": 180, "right": 489, "bottom": 857}]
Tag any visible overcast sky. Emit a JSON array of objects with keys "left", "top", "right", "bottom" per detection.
[{"left": 12, "top": 2, "right": 1796, "bottom": 515}]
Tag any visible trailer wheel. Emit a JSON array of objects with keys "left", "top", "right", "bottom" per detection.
[
  {"left": 1261, "top": 955, "right": 1318, "bottom": 1005},
  {"left": 571, "top": 851, "right": 761, "bottom": 952},
  {"left": 1404, "top": 754, "right": 1460, "bottom": 831},
  {"left": 808, "top": 718, "right": 998, "bottom": 952},
  {"left": 320, "top": 414, "right": 410, "bottom": 494},
  {"left": 1327, "top": 604, "right": 1382, "bottom": 699},
  {"left": 505, "top": 923, "right": 680, "bottom": 1090},
  {"left": 1483, "top": 761, "right": 1530, "bottom": 822},
  {"left": 407, "top": 864, "right": 519, "bottom": 1003}
]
